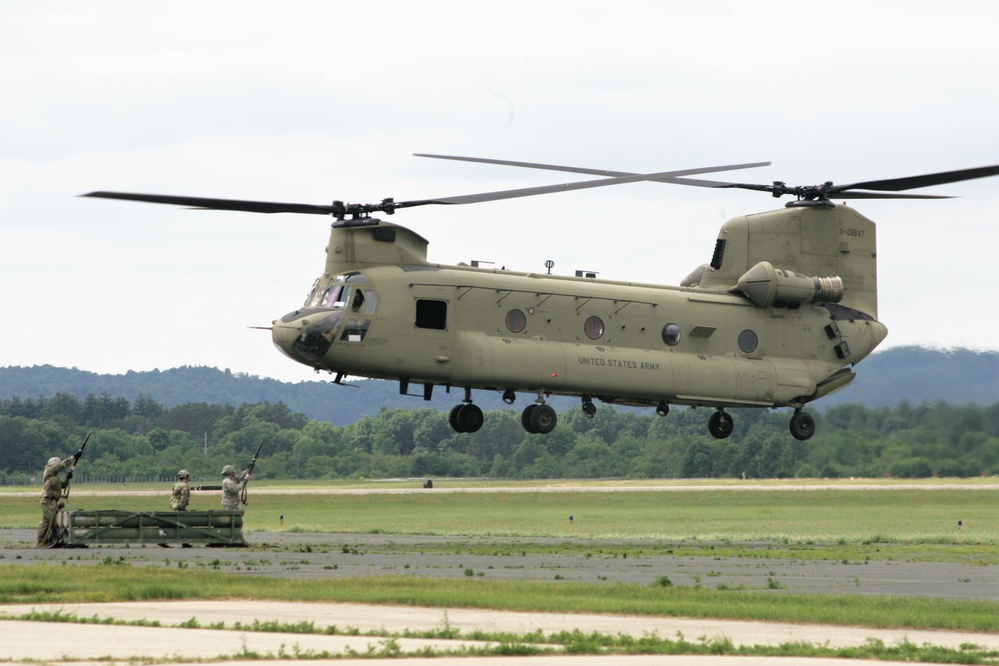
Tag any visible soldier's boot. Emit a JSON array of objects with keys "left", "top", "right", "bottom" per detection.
[{"left": 36, "top": 522, "right": 49, "bottom": 548}]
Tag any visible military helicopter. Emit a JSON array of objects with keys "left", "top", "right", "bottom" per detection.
[{"left": 84, "top": 157, "right": 999, "bottom": 440}]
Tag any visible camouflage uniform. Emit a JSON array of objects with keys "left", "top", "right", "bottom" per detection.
[
  {"left": 220, "top": 465, "right": 248, "bottom": 511},
  {"left": 36, "top": 456, "right": 74, "bottom": 547},
  {"left": 171, "top": 470, "right": 190, "bottom": 510}
]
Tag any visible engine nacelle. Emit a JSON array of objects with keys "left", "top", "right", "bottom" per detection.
[{"left": 737, "top": 261, "right": 844, "bottom": 308}]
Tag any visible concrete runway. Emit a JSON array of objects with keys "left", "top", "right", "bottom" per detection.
[
  {"left": 2, "top": 528, "right": 998, "bottom": 664},
  {"left": 2, "top": 600, "right": 998, "bottom": 665}
]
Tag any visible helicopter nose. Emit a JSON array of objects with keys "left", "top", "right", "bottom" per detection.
[
  {"left": 271, "top": 317, "right": 305, "bottom": 364},
  {"left": 871, "top": 320, "right": 888, "bottom": 348},
  {"left": 271, "top": 310, "right": 345, "bottom": 368}
]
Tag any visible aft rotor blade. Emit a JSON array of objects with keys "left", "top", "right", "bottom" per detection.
[
  {"left": 415, "top": 153, "right": 770, "bottom": 189},
  {"left": 413, "top": 159, "right": 771, "bottom": 205},
  {"left": 827, "top": 165, "right": 999, "bottom": 194},
  {"left": 81, "top": 191, "right": 339, "bottom": 215},
  {"left": 836, "top": 191, "right": 952, "bottom": 200},
  {"left": 421, "top": 155, "right": 999, "bottom": 201}
]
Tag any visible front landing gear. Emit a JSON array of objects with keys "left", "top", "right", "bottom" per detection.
[
  {"left": 708, "top": 409, "right": 734, "bottom": 439},
  {"left": 789, "top": 409, "right": 816, "bottom": 441},
  {"left": 448, "top": 388, "right": 483, "bottom": 434},
  {"left": 522, "top": 403, "right": 557, "bottom": 434},
  {"left": 449, "top": 403, "right": 483, "bottom": 433}
]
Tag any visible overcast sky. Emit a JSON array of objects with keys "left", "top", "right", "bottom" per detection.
[{"left": 2, "top": 0, "right": 997, "bottom": 384}]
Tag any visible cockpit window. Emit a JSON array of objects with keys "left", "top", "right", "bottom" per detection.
[
  {"left": 303, "top": 278, "right": 321, "bottom": 306},
  {"left": 321, "top": 285, "right": 348, "bottom": 308},
  {"left": 351, "top": 289, "right": 365, "bottom": 312},
  {"left": 362, "top": 289, "right": 377, "bottom": 314},
  {"left": 310, "top": 273, "right": 375, "bottom": 310}
]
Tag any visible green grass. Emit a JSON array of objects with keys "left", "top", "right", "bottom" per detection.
[
  {"left": 3, "top": 481, "right": 996, "bottom": 545},
  {"left": 1, "top": 564, "right": 996, "bottom": 633}
]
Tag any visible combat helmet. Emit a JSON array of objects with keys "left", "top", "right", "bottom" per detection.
[
  {"left": 47, "top": 456, "right": 61, "bottom": 467},
  {"left": 176, "top": 469, "right": 190, "bottom": 479},
  {"left": 221, "top": 464, "right": 236, "bottom": 476}
]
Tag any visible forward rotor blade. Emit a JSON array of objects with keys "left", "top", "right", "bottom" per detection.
[
  {"left": 82, "top": 160, "right": 771, "bottom": 218},
  {"left": 81, "top": 191, "right": 339, "bottom": 215}
]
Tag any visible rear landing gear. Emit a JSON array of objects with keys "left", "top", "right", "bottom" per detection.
[
  {"left": 789, "top": 409, "right": 815, "bottom": 441},
  {"left": 708, "top": 409, "right": 734, "bottom": 439}
]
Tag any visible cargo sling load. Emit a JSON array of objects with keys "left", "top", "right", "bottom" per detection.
[{"left": 52, "top": 510, "right": 245, "bottom": 547}]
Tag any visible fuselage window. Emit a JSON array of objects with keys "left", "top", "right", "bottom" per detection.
[
  {"left": 662, "top": 323, "right": 681, "bottom": 346},
  {"left": 738, "top": 329, "right": 759, "bottom": 353},
  {"left": 506, "top": 308, "right": 527, "bottom": 333},
  {"left": 583, "top": 315, "right": 604, "bottom": 340},
  {"left": 416, "top": 299, "right": 447, "bottom": 330}
]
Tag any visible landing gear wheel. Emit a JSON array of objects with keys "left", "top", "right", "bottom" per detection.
[
  {"left": 449, "top": 404, "right": 483, "bottom": 433},
  {"left": 789, "top": 410, "right": 815, "bottom": 441},
  {"left": 521, "top": 404, "right": 538, "bottom": 433},
  {"left": 708, "top": 410, "right": 734, "bottom": 439},
  {"left": 529, "top": 404, "right": 558, "bottom": 434},
  {"left": 456, "top": 403, "right": 483, "bottom": 433}
]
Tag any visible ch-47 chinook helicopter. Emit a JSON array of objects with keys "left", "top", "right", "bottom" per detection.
[{"left": 84, "top": 157, "right": 999, "bottom": 441}]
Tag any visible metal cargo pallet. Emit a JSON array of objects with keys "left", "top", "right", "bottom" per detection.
[{"left": 54, "top": 509, "right": 245, "bottom": 547}]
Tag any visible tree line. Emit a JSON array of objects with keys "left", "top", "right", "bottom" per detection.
[{"left": 1, "top": 392, "right": 997, "bottom": 484}]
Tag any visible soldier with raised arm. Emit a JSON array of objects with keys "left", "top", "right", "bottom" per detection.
[
  {"left": 220, "top": 465, "right": 249, "bottom": 512},
  {"left": 36, "top": 455, "right": 75, "bottom": 547}
]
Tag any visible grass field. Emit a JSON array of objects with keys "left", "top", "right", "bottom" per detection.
[
  {"left": 2, "top": 480, "right": 996, "bottom": 638},
  {"left": 2, "top": 479, "right": 996, "bottom": 546}
]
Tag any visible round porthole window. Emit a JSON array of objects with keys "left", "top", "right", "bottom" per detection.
[
  {"left": 738, "top": 329, "right": 759, "bottom": 353},
  {"left": 662, "top": 323, "right": 681, "bottom": 346},
  {"left": 505, "top": 309, "right": 527, "bottom": 333},
  {"left": 584, "top": 316, "right": 604, "bottom": 340}
]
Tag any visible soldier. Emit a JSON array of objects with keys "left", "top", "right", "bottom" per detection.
[
  {"left": 220, "top": 464, "right": 249, "bottom": 512},
  {"left": 171, "top": 470, "right": 191, "bottom": 510},
  {"left": 36, "top": 455, "right": 75, "bottom": 547}
]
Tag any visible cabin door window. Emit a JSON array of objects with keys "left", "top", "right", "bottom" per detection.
[{"left": 415, "top": 299, "right": 447, "bottom": 330}]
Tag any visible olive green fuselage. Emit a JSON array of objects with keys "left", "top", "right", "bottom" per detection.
[{"left": 272, "top": 204, "right": 887, "bottom": 412}]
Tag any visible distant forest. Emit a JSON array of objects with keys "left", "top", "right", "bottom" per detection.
[
  {"left": 0, "top": 346, "right": 997, "bottom": 426},
  {"left": 1, "top": 346, "right": 996, "bottom": 483},
  {"left": 1, "top": 391, "right": 996, "bottom": 484}
]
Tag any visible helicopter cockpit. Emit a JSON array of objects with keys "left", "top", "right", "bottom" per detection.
[
  {"left": 275, "top": 272, "right": 379, "bottom": 367},
  {"left": 306, "top": 272, "right": 377, "bottom": 314}
]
